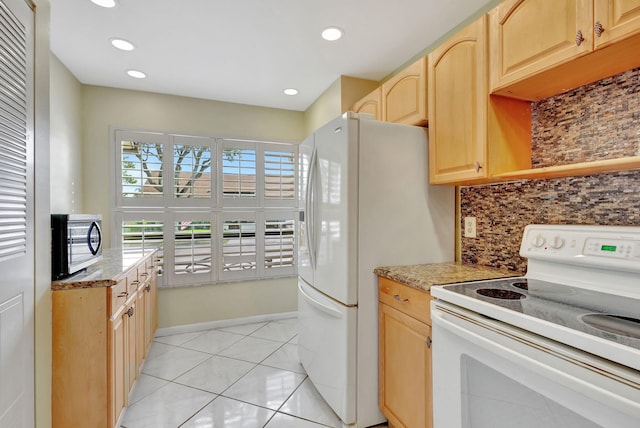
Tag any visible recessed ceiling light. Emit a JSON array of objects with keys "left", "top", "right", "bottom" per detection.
[
  {"left": 283, "top": 88, "right": 298, "bottom": 96},
  {"left": 111, "top": 38, "right": 135, "bottom": 51},
  {"left": 90, "top": 0, "right": 117, "bottom": 8},
  {"left": 127, "top": 70, "right": 146, "bottom": 79},
  {"left": 321, "top": 27, "right": 344, "bottom": 41}
]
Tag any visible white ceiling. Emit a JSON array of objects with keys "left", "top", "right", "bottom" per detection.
[{"left": 50, "top": 0, "right": 493, "bottom": 112}]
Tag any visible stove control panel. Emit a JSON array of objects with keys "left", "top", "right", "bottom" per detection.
[
  {"left": 520, "top": 225, "right": 640, "bottom": 272},
  {"left": 584, "top": 238, "right": 640, "bottom": 259}
]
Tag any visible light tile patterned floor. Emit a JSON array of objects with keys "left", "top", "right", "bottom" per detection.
[{"left": 121, "top": 318, "right": 365, "bottom": 428}]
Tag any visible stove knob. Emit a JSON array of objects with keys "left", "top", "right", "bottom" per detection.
[
  {"left": 549, "top": 236, "right": 565, "bottom": 249},
  {"left": 533, "top": 234, "right": 546, "bottom": 248}
]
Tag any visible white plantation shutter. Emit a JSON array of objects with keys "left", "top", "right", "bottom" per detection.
[
  {"left": 0, "top": 0, "right": 28, "bottom": 262},
  {"left": 264, "top": 145, "right": 296, "bottom": 207},
  {"left": 221, "top": 212, "right": 257, "bottom": 281},
  {"left": 113, "top": 131, "right": 297, "bottom": 286},
  {"left": 117, "top": 131, "right": 168, "bottom": 206},
  {"left": 120, "top": 214, "right": 164, "bottom": 273},
  {"left": 221, "top": 139, "right": 257, "bottom": 206},
  {"left": 264, "top": 213, "right": 295, "bottom": 276},
  {"left": 172, "top": 215, "right": 214, "bottom": 283},
  {"left": 172, "top": 135, "right": 214, "bottom": 205}
]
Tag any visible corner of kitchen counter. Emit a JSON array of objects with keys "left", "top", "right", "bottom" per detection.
[
  {"left": 51, "top": 248, "right": 157, "bottom": 291},
  {"left": 374, "top": 261, "right": 521, "bottom": 292}
]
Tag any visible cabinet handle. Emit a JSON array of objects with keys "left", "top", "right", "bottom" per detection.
[
  {"left": 475, "top": 161, "right": 482, "bottom": 173},
  {"left": 117, "top": 291, "right": 128, "bottom": 298},
  {"left": 427, "top": 336, "right": 432, "bottom": 349},
  {"left": 575, "top": 30, "right": 585, "bottom": 46},
  {"left": 393, "top": 294, "right": 409, "bottom": 302},
  {"left": 127, "top": 307, "right": 135, "bottom": 317},
  {"left": 140, "top": 272, "right": 148, "bottom": 278},
  {"left": 594, "top": 21, "right": 605, "bottom": 37},
  {"left": 145, "top": 284, "right": 151, "bottom": 292},
  {"left": 131, "top": 280, "right": 140, "bottom": 286}
]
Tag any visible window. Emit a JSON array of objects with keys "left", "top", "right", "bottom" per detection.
[{"left": 113, "top": 130, "right": 297, "bottom": 287}]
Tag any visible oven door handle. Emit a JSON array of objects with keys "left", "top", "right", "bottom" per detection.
[{"left": 431, "top": 303, "right": 640, "bottom": 420}]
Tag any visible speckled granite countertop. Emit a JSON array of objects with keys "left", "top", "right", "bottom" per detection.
[
  {"left": 51, "top": 248, "right": 158, "bottom": 291},
  {"left": 374, "top": 261, "right": 521, "bottom": 292}
]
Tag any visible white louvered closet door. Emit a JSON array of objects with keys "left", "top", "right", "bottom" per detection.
[{"left": 0, "top": 0, "right": 34, "bottom": 427}]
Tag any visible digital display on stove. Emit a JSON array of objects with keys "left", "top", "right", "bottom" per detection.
[{"left": 601, "top": 245, "right": 617, "bottom": 252}]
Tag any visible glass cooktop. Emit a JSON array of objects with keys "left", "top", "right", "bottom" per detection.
[{"left": 440, "top": 277, "right": 640, "bottom": 352}]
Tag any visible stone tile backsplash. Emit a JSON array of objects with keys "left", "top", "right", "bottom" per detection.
[
  {"left": 531, "top": 67, "right": 640, "bottom": 168},
  {"left": 460, "top": 67, "right": 640, "bottom": 273}
]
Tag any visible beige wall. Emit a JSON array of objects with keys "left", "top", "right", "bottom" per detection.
[
  {"left": 303, "top": 76, "right": 379, "bottom": 135},
  {"left": 158, "top": 278, "right": 297, "bottom": 328},
  {"left": 339, "top": 76, "right": 379, "bottom": 113},
  {"left": 50, "top": 54, "right": 83, "bottom": 213},
  {"left": 76, "top": 85, "right": 306, "bottom": 327},
  {"left": 303, "top": 78, "right": 342, "bottom": 135}
]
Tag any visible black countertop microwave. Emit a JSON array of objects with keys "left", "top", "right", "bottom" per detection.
[{"left": 51, "top": 214, "right": 102, "bottom": 280}]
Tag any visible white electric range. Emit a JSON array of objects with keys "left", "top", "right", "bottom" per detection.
[{"left": 431, "top": 224, "right": 640, "bottom": 428}]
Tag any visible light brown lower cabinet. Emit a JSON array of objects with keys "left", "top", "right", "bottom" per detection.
[
  {"left": 108, "top": 297, "right": 128, "bottom": 427},
  {"left": 378, "top": 277, "right": 433, "bottom": 428},
  {"left": 53, "top": 252, "right": 158, "bottom": 428}
]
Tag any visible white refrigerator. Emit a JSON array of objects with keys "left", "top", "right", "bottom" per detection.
[{"left": 297, "top": 112, "right": 454, "bottom": 427}]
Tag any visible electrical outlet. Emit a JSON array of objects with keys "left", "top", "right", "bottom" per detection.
[{"left": 464, "top": 217, "right": 477, "bottom": 238}]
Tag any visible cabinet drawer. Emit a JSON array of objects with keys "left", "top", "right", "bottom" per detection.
[
  {"left": 126, "top": 266, "right": 140, "bottom": 295},
  {"left": 109, "top": 279, "right": 129, "bottom": 316},
  {"left": 138, "top": 261, "right": 151, "bottom": 283},
  {"left": 379, "top": 277, "right": 431, "bottom": 325}
]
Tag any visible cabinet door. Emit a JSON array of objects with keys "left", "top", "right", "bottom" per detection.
[
  {"left": 136, "top": 283, "right": 147, "bottom": 373},
  {"left": 379, "top": 302, "right": 432, "bottom": 428},
  {"left": 594, "top": 0, "right": 640, "bottom": 48},
  {"left": 351, "top": 87, "right": 381, "bottom": 120},
  {"left": 108, "top": 306, "right": 127, "bottom": 428},
  {"left": 382, "top": 56, "right": 427, "bottom": 126},
  {"left": 428, "top": 17, "right": 488, "bottom": 184},
  {"left": 124, "top": 296, "right": 138, "bottom": 392},
  {"left": 147, "top": 266, "right": 159, "bottom": 348},
  {"left": 490, "top": 0, "right": 593, "bottom": 91}
]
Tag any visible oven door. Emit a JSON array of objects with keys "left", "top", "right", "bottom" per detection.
[{"left": 431, "top": 301, "right": 640, "bottom": 428}]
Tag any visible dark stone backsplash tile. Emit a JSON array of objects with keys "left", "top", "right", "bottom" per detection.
[
  {"left": 460, "top": 171, "right": 640, "bottom": 273},
  {"left": 531, "top": 66, "right": 640, "bottom": 168}
]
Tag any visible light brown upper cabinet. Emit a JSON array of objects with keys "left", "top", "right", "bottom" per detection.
[
  {"left": 382, "top": 56, "right": 428, "bottom": 126},
  {"left": 490, "top": 0, "right": 640, "bottom": 100},
  {"left": 594, "top": 0, "right": 640, "bottom": 48},
  {"left": 350, "top": 87, "right": 382, "bottom": 120},
  {"left": 428, "top": 16, "right": 531, "bottom": 185}
]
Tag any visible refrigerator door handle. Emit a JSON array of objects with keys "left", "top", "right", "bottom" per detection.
[
  {"left": 305, "top": 149, "right": 318, "bottom": 270},
  {"left": 298, "top": 281, "right": 343, "bottom": 318}
]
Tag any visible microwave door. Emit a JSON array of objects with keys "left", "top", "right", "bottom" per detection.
[
  {"left": 88, "top": 220, "right": 102, "bottom": 255},
  {"left": 69, "top": 221, "right": 97, "bottom": 268}
]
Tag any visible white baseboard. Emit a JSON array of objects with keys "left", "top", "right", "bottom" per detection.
[{"left": 155, "top": 311, "right": 298, "bottom": 337}]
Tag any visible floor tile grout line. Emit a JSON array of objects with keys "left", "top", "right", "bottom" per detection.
[
  {"left": 145, "top": 334, "right": 296, "bottom": 391},
  {"left": 129, "top": 319, "right": 303, "bottom": 427},
  {"left": 271, "top": 375, "right": 340, "bottom": 428},
  {"left": 161, "top": 330, "right": 293, "bottom": 359},
  {"left": 176, "top": 394, "right": 219, "bottom": 428}
]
